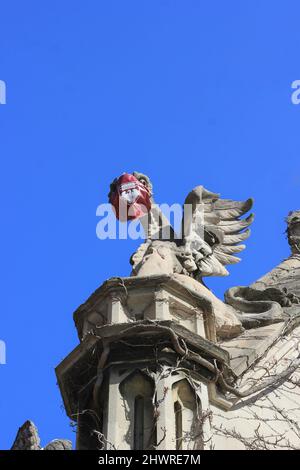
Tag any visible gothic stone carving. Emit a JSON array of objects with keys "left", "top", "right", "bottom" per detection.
[{"left": 11, "top": 420, "right": 72, "bottom": 450}]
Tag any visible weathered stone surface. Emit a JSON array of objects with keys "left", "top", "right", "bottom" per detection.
[
  {"left": 73, "top": 273, "right": 218, "bottom": 341},
  {"left": 224, "top": 286, "right": 285, "bottom": 329},
  {"left": 11, "top": 421, "right": 41, "bottom": 450},
  {"left": 212, "top": 325, "right": 300, "bottom": 450},
  {"left": 44, "top": 439, "right": 72, "bottom": 450},
  {"left": 252, "top": 255, "right": 300, "bottom": 299},
  {"left": 220, "top": 323, "right": 285, "bottom": 376},
  {"left": 173, "top": 274, "right": 244, "bottom": 339},
  {"left": 11, "top": 420, "right": 71, "bottom": 451},
  {"left": 73, "top": 273, "right": 244, "bottom": 342}
]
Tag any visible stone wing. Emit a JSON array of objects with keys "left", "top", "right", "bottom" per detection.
[{"left": 183, "top": 186, "right": 254, "bottom": 276}]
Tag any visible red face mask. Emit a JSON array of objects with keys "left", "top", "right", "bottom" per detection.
[{"left": 109, "top": 173, "right": 151, "bottom": 221}]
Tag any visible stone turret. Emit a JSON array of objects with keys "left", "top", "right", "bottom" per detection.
[{"left": 56, "top": 275, "right": 233, "bottom": 450}]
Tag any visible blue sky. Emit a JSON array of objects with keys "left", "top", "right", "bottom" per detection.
[{"left": 0, "top": 1, "right": 300, "bottom": 449}]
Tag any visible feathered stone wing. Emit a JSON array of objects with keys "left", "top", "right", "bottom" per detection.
[{"left": 183, "top": 186, "right": 254, "bottom": 277}]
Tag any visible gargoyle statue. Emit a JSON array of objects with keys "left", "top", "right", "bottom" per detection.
[
  {"left": 108, "top": 172, "right": 300, "bottom": 338},
  {"left": 109, "top": 171, "right": 254, "bottom": 280}
]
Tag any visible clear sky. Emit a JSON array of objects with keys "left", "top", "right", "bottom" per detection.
[{"left": 0, "top": 1, "right": 300, "bottom": 449}]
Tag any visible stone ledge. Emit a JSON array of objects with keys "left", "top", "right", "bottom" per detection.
[
  {"left": 220, "top": 322, "right": 285, "bottom": 376},
  {"left": 56, "top": 319, "right": 230, "bottom": 418}
]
